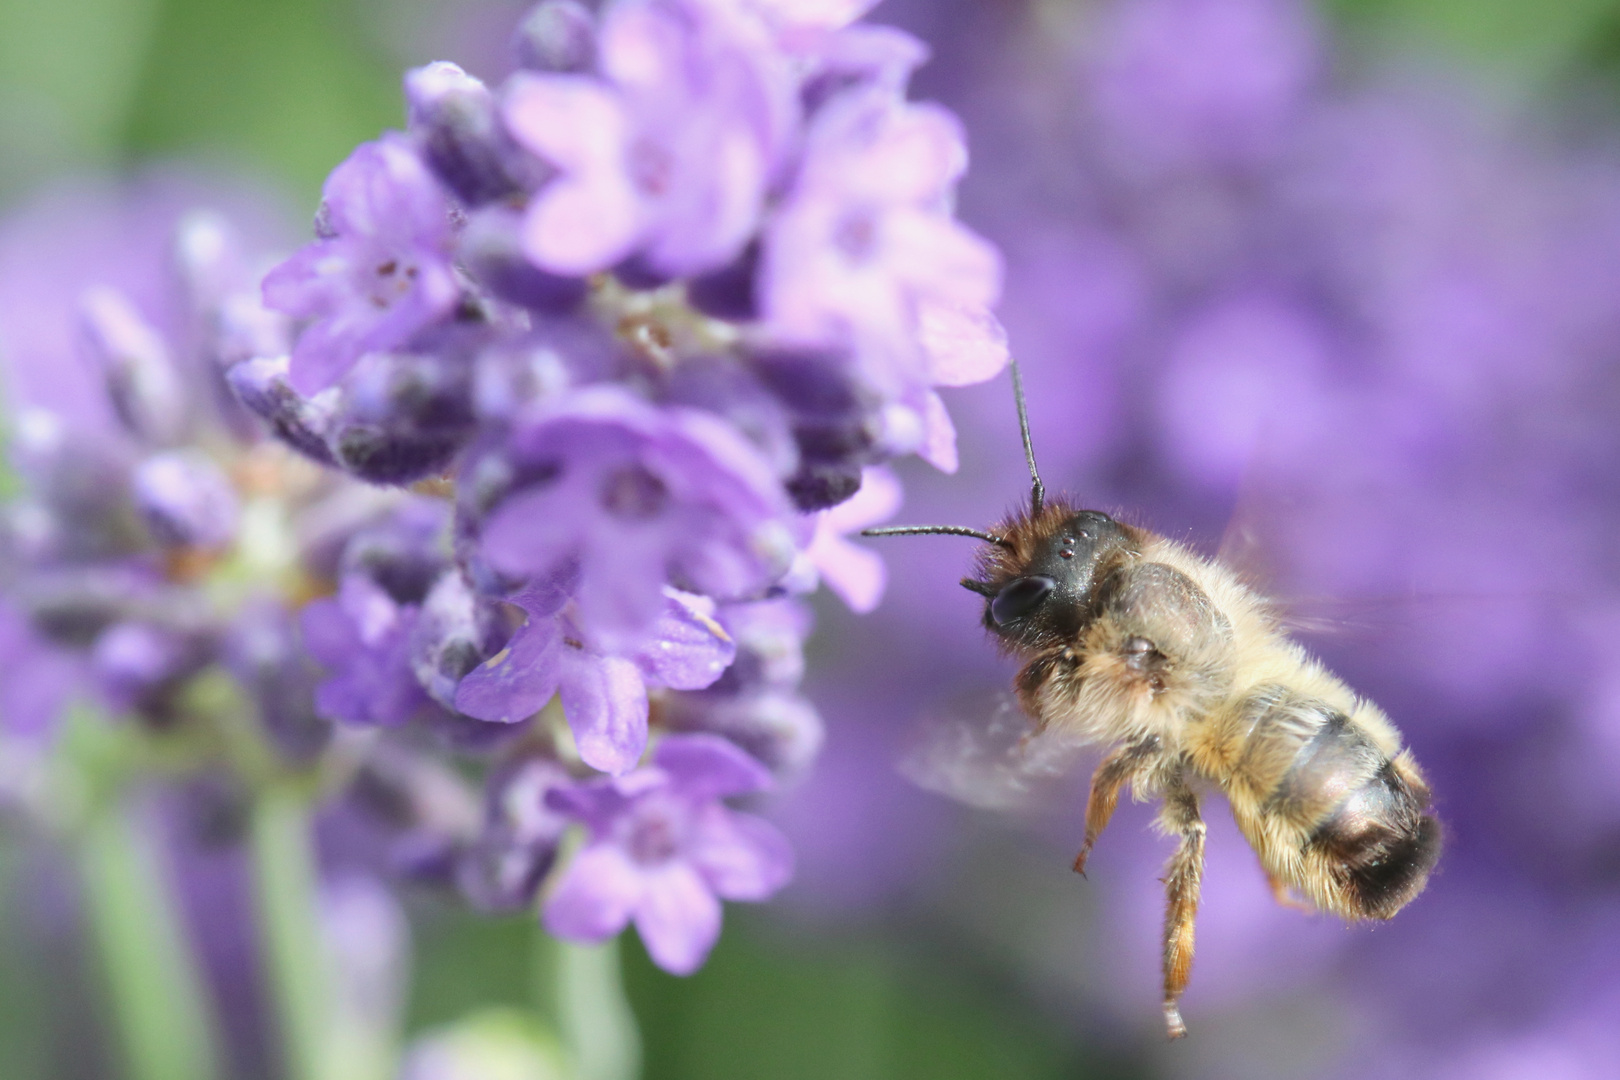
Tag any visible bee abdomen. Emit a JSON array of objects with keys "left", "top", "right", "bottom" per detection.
[
  {"left": 1234, "top": 686, "right": 1441, "bottom": 919},
  {"left": 1306, "top": 754, "right": 1440, "bottom": 919}
]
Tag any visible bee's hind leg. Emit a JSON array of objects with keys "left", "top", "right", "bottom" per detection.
[
  {"left": 1073, "top": 737, "right": 1160, "bottom": 876},
  {"left": 1158, "top": 772, "right": 1205, "bottom": 1040},
  {"left": 1266, "top": 871, "right": 1316, "bottom": 913}
]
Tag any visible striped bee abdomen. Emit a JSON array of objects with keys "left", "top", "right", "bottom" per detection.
[{"left": 1235, "top": 686, "right": 1441, "bottom": 920}]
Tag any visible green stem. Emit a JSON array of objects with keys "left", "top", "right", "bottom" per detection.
[
  {"left": 533, "top": 932, "right": 642, "bottom": 1080},
  {"left": 251, "top": 787, "right": 334, "bottom": 1080},
  {"left": 78, "top": 800, "right": 220, "bottom": 1080}
]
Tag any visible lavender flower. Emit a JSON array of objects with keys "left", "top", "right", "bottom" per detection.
[
  {"left": 799, "top": 464, "right": 901, "bottom": 612},
  {"left": 475, "top": 385, "right": 794, "bottom": 650},
  {"left": 0, "top": 3, "right": 1020, "bottom": 1063},
  {"left": 131, "top": 450, "right": 241, "bottom": 550},
  {"left": 455, "top": 587, "right": 735, "bottom": 774},
  {"left": 761, "top": 87, "right": 1002, "bottom": 397},
  {"left": 501, "top": 0, "right": 795, "bottom": 278},
  {"left": 301, "top": 573, "right": 432, "bottom": 728},
  {"left": 262, "top": 135, "right": 460, "bottom": 393},
  {"left": 543, "top": 733, "right": 792, "bottom": 974}
]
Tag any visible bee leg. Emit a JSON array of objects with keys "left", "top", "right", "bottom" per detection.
[
  {"left": 1073, "top": 737, "right": 1159, "bottom": 876},
  {"left": 1159, "top": 775, "right": 1204, "bottom": 1041},
  {"left": 1266, "top": 871, "right": 1315, "bottom": 913}
]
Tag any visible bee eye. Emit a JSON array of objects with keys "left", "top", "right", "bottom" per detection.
[{"left": 991, "top": 575, "right": 1056, "bottom": 625}]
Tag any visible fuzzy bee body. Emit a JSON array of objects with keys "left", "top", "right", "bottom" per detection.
[
  {"left": 969, "top": 500, "right": 1441, "bottom": 1037},
  {"left": 866, "top": 363, "right": 1441, "bottom": 1038}
]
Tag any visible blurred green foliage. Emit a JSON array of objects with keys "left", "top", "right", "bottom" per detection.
[{"left": 406, "top": 904, "right": 1130, "bottom": 1080}]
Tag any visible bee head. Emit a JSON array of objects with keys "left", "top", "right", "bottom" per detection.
[
  {"left": 964, "top": 504, "right": 1139, "bottom": 649},
  {"left": 858, "top": 362, "right": 1140, "bottom": 648}
]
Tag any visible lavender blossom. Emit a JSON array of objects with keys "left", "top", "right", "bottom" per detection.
[
  {"left": 131, "top": 450, "right": 241, "bottom": 550},
  {"left": 455, "top": 587, "right": 735, "bottom": 774},
  {"left": 799, "top": 464, "right": 901, "bottom": 612},
  {"left": 301, "top": 573, "right": 433, "bottom": 728},
  {"left": 0, "top": 2, "right": 1023, "bottom": 1064},
  {"left": 474, "top": 385, "right": 794, "bottom": 650},
  {"left": 543, "top": 733, "right": 792, "bottom": 973},
  {"left": 262, "top": 135, "right": 460, "bottom": 393},
  {"left": 501, "top": 0, "right": 795, "bottom": 278},
  {"left": 455, "top": 755, "right": 573, "bottom": 911},
  {"left": 761, "top": 87, "right": 1003, "bottom": 398}
]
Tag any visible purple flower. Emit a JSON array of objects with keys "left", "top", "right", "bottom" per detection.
[
  {"left": 800, "top": 464, "right": 900, "bottom": 612},
  {"left": 543, "top": 733, "right": 792, "bottom": 974},
  {"left": 131, "top": 450, "right": 241, "bottom": 550},
  {"left": 500, "top": 0, "right": 796, "bottom": 277},
  {"left": 761, "top": 88, "right": 1002, "bottom": 395},
  {"left": 262, "top": 135, "right": 460, "bottom": 394},
  {"left": 405, "top": 62, "right": 541, "bottom": 208},
  {"left": 475, "top": 385, "right": 794, "bottom": 649},
  {"left": 455, "top": 587, "right": 736, "bottom": 774},
  {"left": 90, "top": 620, "right": 200, "bottom": 715},
  {"left": 223, "top": 603, "right": 332, "bottom": 763},
  {"left": 77, "top": 285, "right": 188, "bottom": 446},
  {"left": 456, "top": 755, "right": 573, "bottom": 911},
  {"left": 514, "top": 0, "right": 598, "bottom": 74},
  {"left": 301, "top": 574, "right": 432, "bottom": 727}
]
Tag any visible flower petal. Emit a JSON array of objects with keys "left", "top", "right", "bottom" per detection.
[
  {"left": 916, "top": 389, "right": 958, "bottom": 473},
  {"left": 454, "top": 615, "right": 563, "bottom": 724},
  {"left": 918, "top": 299, "right": 1010, "bottom": 387},
  {"left": 634, "top": 590, "right": 737, "bottom": 690},
  {"left": 558, "top": 653, "right": 649, "bottom": 775},
  {"left": 632, "top": 862, "right": 722, "bottom": 975},
  {"left": 653, "top": 733, "right": 774, "bottom": 801},
  {"left": 808, "top": 533, "right": 887, "bottom": 613},
  {"left": 543, "top": 843, "right": 644, "bottom": 942},
  {"left": 689, "top": 805, "right": 795, "bottom": 901}
]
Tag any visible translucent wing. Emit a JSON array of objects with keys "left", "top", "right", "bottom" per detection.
[
  {"left": 1213, "top": 466, "right": 1540, "bottom": 642},
  {"left": 898, "top": 692, "right": 1088, "bottom": 813}
]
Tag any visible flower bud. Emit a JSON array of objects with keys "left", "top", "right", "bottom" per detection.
[
  {"left": 132, "top": 449, "right": 240, "bottom": 550},
  {"left": 405, "top": 62, "right": 545, "bottom": 207},
  {"left": 79, "top": 286, "right": 187, "bottom": 445},
  {"left": 458, "top": 206, "right": 587, "bottom": 314},
  {"left": 226, "top": 355, "right": 341, "bottom": 466},
  {"left": 512, "top": 0, "right": 596, "bottom": 73}
]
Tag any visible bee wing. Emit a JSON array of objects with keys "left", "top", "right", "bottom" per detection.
[
  {"left": 1214, "top": 460, "right": 1551, "bottom": 641},
  {"left": 898, "top": 693, "right": 1088, "bottom": 813}
]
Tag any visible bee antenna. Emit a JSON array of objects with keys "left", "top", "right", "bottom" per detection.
[
  {"left": 959, "top": 578, "right": 996, "bottom": 597},
  {"left": 861, "top": 525, "right": 1013, "bottom": 549},
  {"left": 1009, "top": 358, "right": 1044, "bottom": 518}
]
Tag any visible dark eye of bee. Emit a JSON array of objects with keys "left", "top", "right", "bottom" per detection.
[{"left": 991, "top": 575, "right": 1056, "bottom": 625}]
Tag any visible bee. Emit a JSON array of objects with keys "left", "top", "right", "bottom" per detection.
[{"left": 865, "top": 361, "right": 1442, "bottom": 1039}]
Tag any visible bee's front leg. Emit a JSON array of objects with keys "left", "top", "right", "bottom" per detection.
[
  {"left": 1158, "top": 772, "right": 1204, "bottom": 1040},
  {"left": 1073, "top": 736, "right": 1159, "bottom": 876}
]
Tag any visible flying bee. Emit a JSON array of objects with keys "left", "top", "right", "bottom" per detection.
[{"left": 864, "top": 361, "right": 1442, "bottom": 1040}]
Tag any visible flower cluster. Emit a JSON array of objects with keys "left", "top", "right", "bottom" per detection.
[{"left": 0, "top": 0, "right": 1005, "bottom": 976}]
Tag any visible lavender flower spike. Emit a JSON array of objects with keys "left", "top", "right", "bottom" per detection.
[
  {"left": 263, "top": 134, "right": 460, "bottom": 394},
  {"left": 543, "top": 733, "right": 793, "bottom": 974}
]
